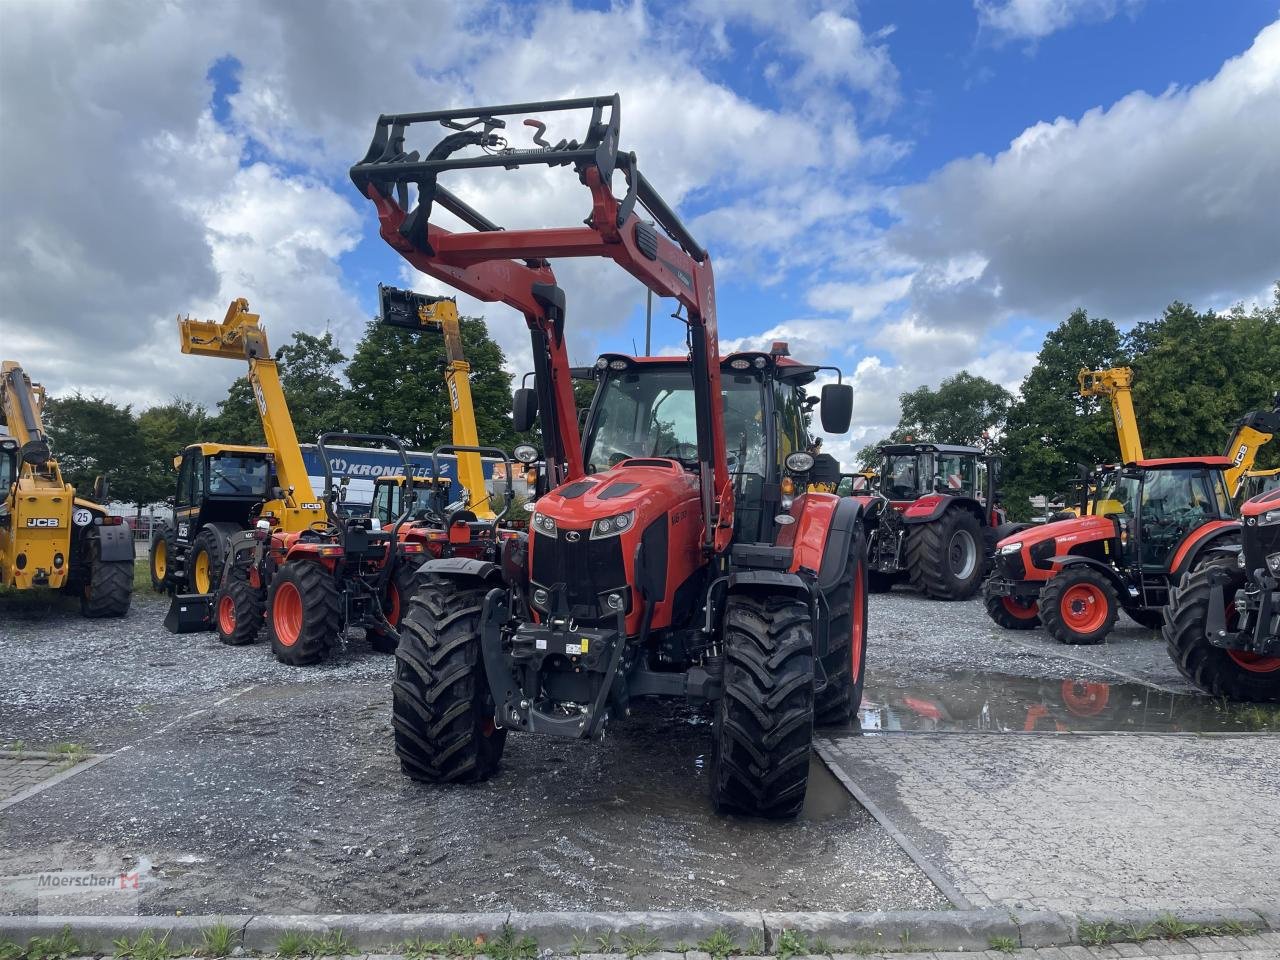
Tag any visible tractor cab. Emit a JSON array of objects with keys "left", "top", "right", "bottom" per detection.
[
  {"left": 878, "top": 443, "right": 992, "bottom": 506},
  {"left": 171, "top": 444, "right": 274, "bottom": 542},
  {"left": 371, "top": 473, "right": 453, "bottom": 527}
]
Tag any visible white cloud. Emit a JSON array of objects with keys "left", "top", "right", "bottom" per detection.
[{"left": 975, "top": 0, "right": 1143, "bottom": 41}]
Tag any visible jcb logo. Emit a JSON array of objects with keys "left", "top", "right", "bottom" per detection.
[
  {"left": 26, "top": 517, "right": 60, "bottom": 527},
  {"left": 1234, "top": 444, "right": 1248, "bottom": 466},
  {"left": 450, "top": 380, "right": 460, "bottom": 412}
]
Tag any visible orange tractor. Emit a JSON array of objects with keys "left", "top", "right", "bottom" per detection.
[{"left": 350, "top": 94, "right": 864, "bottom": 816}]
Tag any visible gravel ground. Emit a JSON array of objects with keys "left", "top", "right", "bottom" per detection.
[{"left": 1, "top": 572, "right": 1272, "bottom": 917}]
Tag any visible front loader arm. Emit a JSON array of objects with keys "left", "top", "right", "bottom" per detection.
[
  {"left": 1223, "top": 393, "right": 1280, "bottom": 495},
  {"left": 1, "top": 361, "right": 54, "bottom": 471},
  {"left": 351, "top": 95, "right": 732, "bottom": 553}
]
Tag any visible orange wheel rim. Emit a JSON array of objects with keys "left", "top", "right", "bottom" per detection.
[
  {"left": 217, "top": 594, "right": 236, "bottom": 635},
  {"left": 273, "top": 581, "right": 303, "bottom": 647},
  {"left": 850, "top": 562, "right": 866, "bottom": 682},
  {"left": 1061, "top": 679, "right": 1110, "bottom": 716},
  {"left": 1002, "top": 596, "right": 1039, "bottom": 620},
  {"left": 1060, "top": 582, "right": 1108, "bottom": 633},
  {"left": 1227, "top": 650, "right": 1280, "bottom": 673},
  {"left": 386, "top": 584, "right": 402, "bottom": 627}
]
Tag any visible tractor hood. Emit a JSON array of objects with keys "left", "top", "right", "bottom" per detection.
[
  {"left": 535, "top": 458, "right": 700, "bottom": 530},
  {"left": 999, "top": 515, "right": 1115, "bottom": 550}
]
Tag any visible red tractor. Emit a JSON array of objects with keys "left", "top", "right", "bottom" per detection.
[
  {"left": 1163, "top": 487, "right": 1280, "bottom": 701},
  {"left": 984, "top": 456, "right": 1239, "bottom": 644},
  {"left": 853, "top": 442, "right": 1011, "bottom": 599},
  {"left": 350, "top": 94, "right": 865, "bottom": 817}
]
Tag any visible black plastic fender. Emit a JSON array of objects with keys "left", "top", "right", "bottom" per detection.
[
  {"left": 1048, "top": 554, "right": 1133, "bottom": 599},
  {"left": 418, "top": 556, "right": 502, "bottom": 582},
  {"left": 817, "top": 497, "right": 865, "bottom": 592},
  {"left": 94, "top": 523, "right": 134, "bottom": 562}
]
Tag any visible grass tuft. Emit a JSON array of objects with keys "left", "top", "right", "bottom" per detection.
[
  {"left": 0, "top": 927, "right": 82, "bottom": 960},
  {"left": 274, "top": 930, "right": 309, "bottom": 958},
  {"left": 696, "top": 929, "right": 739, "bottom": 959},
  {"left": 113, "top": 930, "right": 173, "bottom": 960},
  {"left": 988, "top": 934, "right": 1017, "bottom": 953},
  {"left": 199, "top": 922, "right": 238, "bottom": 958},
  {"left": 774, "top": 929, "right": 807, "bottom": 960},
  {"left": 619, "top": 927, "right": 659, "bottom": 959}
]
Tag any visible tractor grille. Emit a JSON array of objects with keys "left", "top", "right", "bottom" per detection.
[
  {"left": 995, "top": 551, "right": 1027, "bottom": 581},
  {"left": 531, "top": 529, "right": 626, "bottom": 609},
  {"left": 1243, "top": 522, "right": 1280, "bottom": 575}
]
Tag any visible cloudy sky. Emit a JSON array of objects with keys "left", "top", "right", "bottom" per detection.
[{"left": 2, "top": 0, "right": 1278, "bottom": 465}]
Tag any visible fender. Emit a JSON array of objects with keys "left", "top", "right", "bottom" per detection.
[
  {"left": 93, "top": 522, "right": 134, "bottom": 562},
  {"left": 1049, "top": 554, "right": 1133, "bottom": 599},
  {"left": 420, "top": 556, "right": 501, "bottom": 583},
  {"left": 726, "top": 569, "right": 810, "bottom": 600},
  {"left": 1169, "top": 520, "right": 1241, "bottom": 581},
  {"left": 779, "top": 491, "right": 838, "bottom": 576},
  {"left": 900, "top": 494, "right": 984, "bottom": 526},
  {"left": 816, "top": 497, "right": 865, "bottom": 592}
]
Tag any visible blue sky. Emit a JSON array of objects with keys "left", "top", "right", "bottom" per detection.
[{"left": 3, "top": 0, "right": 1278, "bottom": 465}]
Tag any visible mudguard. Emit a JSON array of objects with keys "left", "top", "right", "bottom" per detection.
[
  {"left": 726, "top": 569, "right": 810, "bottom": 600},
  {"left": 817, "top": 497, "right": 864, "bottom": 591},
  {"left": 419, "top": 556, "right": 501, "bottom": 582},
  {"left": 1169, "top": 520, "right": 1241, "bottom": 581},
  {"left": 95, "top": 523, "right": 134, "bottom": 562},
  {"left": 900, "top": 494, "right": 984, "bottom": 526},
  {"left": 1049, "top": 554, "right": 1133, "bottom": 598}
]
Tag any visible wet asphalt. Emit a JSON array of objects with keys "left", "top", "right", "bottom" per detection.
[{"left": 0, "top": 572, "right": 1270, "bottom": 916}]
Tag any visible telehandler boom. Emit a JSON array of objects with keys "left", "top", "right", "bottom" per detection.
[
  {"left": 1, "top": 360, "right": 132, "bottom": 616},
  {"left": 1222, "top": 393, "right": 1280, "bottom": 498},
  {"left": 1078, "top": 367, "right": 1144, "bottom": 465}
]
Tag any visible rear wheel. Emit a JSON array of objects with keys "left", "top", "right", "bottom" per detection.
[
  {"left": 189, "top": 524, "right": 235, "bottom": 595},
  {"left": 80, "top": 541, "right": 132, "bottom": 618},
  {"left": 983, "top": 581, "right": 1041, "bottom": 629},
  {"left": 148, "top": 525, "right": 175, "bottom": 593},
  {"left": 368, "top": 563, "right": 420, "bottom": 654},
  {"left": 216, "top": 566, "right": 265, "bottom": 646},
  {"left": 1164, "top": 561, "right": 1280, "bottom": 702},
  {"left": 906, "top": 508, "right": 984, "bottom": 600},
  {"left": 267, "top": 561, "right": 339, "bottom": 666},
  {"left": 711, "top": 594, "right": 814, "bottom": 819},
  {"left": 392, "top": 576, "right": 506, "bottom": 782},
  {"left": 816, "top": 549, "right": 868, "bottom": 726},
  {"left": 1040, "top": 567, "right": 1118, "bottom": 645}
]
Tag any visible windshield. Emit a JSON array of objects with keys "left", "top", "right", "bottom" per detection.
[
  {"left": 584, "top": 367, "right": 768, "bottom": 476},
  {"left": 1095, "top": 473, "right": 1139, "bottom": 516},
  {"left": 882, "top": 454, "right": 925, "bottom": 499},
  {"left": 206, "top": 454, "right": 270, "bottom": 497}
]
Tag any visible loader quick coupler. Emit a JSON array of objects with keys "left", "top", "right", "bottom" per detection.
[
  {"left": 480, "top": 586, "right": 625, "bottom": 741},
  {"left": 1205, "top": 567, "right": 1280, "bottom": 656}
]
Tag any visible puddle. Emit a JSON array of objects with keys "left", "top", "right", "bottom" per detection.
[{"left": 849, "top": 671, "right": 1280, "bottom": 735}]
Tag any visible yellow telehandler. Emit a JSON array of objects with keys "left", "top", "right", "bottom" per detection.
[
  {"left": 1221, "top": 393, "right": 1280, "bottom": 499},
  {"left": 1, "top": 361, "right": 133, "bottom": 616}
]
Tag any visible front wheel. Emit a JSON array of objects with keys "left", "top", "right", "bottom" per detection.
[
  {"left": 816, "top": 549, "right": 868, "bottom": 726},
  {"left": 711, "top": 594, "right": 814, "bottom": 819},
  {"left": 1164, "top": 561, "right": 1280, "bottom": 702},
  {"left": 983, "top": 581, "right": 1041, "bottom": 630},
  {"left": 216, "top": 567, "right": 265, "bottom": 646},
  {"left": 80, "top": 542, "right": 133, "bottom": 618},
  {"left": 1040, "top": 567, "right": 1118, "bottom": 645},
  {"left": 267, "top": 561, "right": 340, "bottom": 666},
  {"left": 392, "top": 576, "right": 506, "bottom": 782},
  {"left": 367, "top": 563, "right": 420, "bottom": 654},
  {"left": 148, "top": 525, "right": 175, "bottom": 593}
]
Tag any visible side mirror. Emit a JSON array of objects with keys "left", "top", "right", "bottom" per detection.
[
  {"left": 513, "top": 387, "right": 538, "bottom": 434},
  {"left": 819, "top": 383, "right": 854, "bottom": 434},
  {"left": 92, "top": 475, "right": 109, "bottom": 503}
]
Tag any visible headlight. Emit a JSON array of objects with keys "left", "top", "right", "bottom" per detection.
[
  {"left": 513, "top": 443, "right": 539, "bottom": 464},
  {"left": 590, "top": 510, "right": 635, "bottom": 539},
  {"left": 1267, "top": 552, "right": 1280, "bottom": 577},
  {"left": 785, "top": 452, "right": 815, "bottom": 473},
  {"left": 1261, "top": 509, "right": 1280, "bottom": 527},
  {"left": 999, "top": 541, "right": 1023, "bottom": 555},
  {"left": 532, "top": 512, "right": 557, "bottom": 536}
]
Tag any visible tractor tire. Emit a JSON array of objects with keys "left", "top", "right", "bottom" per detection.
[
  {"left": 1040, "top": 567, "right": 1118, "bottom": 645},
  {"left": 982, "top": 580, "right": 1041, "bottom": 630},
  {"left": 391, "top": 576, "right": 506, "bottom": 782},
  {"left": 148, "top": 524, "right": 176, "bottom": 593},
  {"left": 816, "top": 550, "right": 868, "bottom": 726},
  {"left": 188, "top": 523, "right": 237, "bottom": 595},
  {"left": 1124, "top": 606, "right": 1165, "bottom": 631},
  {"left": 368, "top": 563, "right": 421, "bottom": 654},
  {"left": 215, "top": 567, "right": 265, "bottom": 646},
  {"left": 905, "top": 508, "right": 984, "bottom": 600},
  {"left": 1164, "top": 560, "right": 1280, "bottom": 702},
  {"left": 867, "top": 570, "right": 897, "bottom": 593},
  {"left": 80, "top": 542, "right": 132, "bottom": 618},
  {"left": 267, "top": 561, "right": 340, "bottom": 666},
  {"left": 711, "top": 594, "right": 814, "bottom": 819}
]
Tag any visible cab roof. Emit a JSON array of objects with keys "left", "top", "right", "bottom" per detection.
[
  {"left": 1130, "top": 456, "right": 1235, "bottom": 469},
  {"left": 572, "top": 352, "right": 820, "bottom": 385},
  {"left": 878, "top": 442, "right": 984, "bottom": 457},
  {"left": 184, "top": 442, "right": 272, "bottom": 457}
]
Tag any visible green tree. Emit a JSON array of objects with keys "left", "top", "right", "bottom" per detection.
[
  {"left": 344, "top": 315, "right": 516, "bottom": 450},
  {"left": 43, "top": 394, "right": 147, "bottom": 507},
  {"left": 136, "top": 398, "right": 211, "bottom": 507},
  {"left": 897, "top": 371, "right": 1013, "bottom": 445},
  {"left": 1001, "top": 309, "right": 1128, "bottom": 519},
  {"left": 1127, "top": 292, "right": 1280, "bottom": 464},
  {"left": 209, "top": 330, "right": 347, "bottom": 445}
]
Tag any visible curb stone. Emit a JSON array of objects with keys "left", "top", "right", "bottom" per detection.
[{"left": 1, "top": 906, "right": 1275, "bottom": 954}]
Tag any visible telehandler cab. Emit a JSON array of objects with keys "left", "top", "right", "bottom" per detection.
[
  {"left": 1, "top": 361, "right": 133, "bottom": 616},
  {"left": 351, "top": 94, "right": 863, "bottom": 817},
  {"left": 1163, "top": 487, "right": 1280, "bottom": 701},
  {"left": 851, "top": 441, "right": 1010, "bottom": 599}
]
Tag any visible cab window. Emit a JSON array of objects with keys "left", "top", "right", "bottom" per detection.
[
  {"left": 773, "top": 383, "right": 810, "bottom": 470},
  {"left": 176, "top": 454, "right": 195, "bottom": 508},
  {"left": 372, "top": 481, "right": 399, "bottom": 527}
]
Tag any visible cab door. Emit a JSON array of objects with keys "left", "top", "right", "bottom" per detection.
[{"left": 175, "top": 451, "right": 201, "bottom": 544}]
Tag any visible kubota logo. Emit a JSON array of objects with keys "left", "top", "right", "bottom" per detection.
[{"left": 26, "top": 517, "right": 59, "bottom": 527}]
